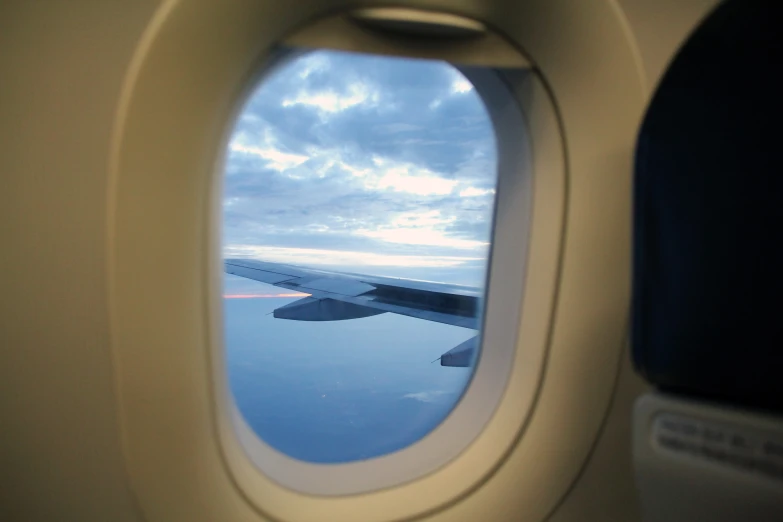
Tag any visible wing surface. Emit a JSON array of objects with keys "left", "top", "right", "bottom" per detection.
[{"left": 224, "top": 258, "right": 482, "bottom": 366}]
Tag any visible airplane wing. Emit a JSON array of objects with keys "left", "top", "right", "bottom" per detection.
[{"left": 224, "top": 258, "right": 482, "bottom": 367}]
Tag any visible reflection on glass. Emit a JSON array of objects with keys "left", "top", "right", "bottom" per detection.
[{"left": 223, "top": 50, "right": 497, "bottom": 463}]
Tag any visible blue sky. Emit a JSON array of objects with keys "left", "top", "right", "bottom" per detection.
[
  {"left": 222, "top": 50, "right": 496, "bottom": 463},
  {"left": 223, "top": 49, "right": 497, "bottom": 287}
]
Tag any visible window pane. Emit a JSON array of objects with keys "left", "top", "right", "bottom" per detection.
[{"left": 223, "top": 50, "right": 497, "bottom": 463}]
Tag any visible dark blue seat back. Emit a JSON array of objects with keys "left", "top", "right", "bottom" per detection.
[{"left": 633, "top": 0, "right": 783, "bottom": 413}]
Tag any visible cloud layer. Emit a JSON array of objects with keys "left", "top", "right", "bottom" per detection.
[{"left": 223, "top": 50, "right": 498, "bottom": 286}]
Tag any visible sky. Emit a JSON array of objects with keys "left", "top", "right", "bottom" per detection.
[
  {"left": 222, "top": 50, "right": 497, "bottom": 463},
  {"left": 223, "top": 49, "right": 498, "bottom": 287}
]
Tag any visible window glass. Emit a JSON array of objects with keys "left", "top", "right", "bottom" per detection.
[{"left": 223, "top": 50, "right": 497, "bottom": 463}]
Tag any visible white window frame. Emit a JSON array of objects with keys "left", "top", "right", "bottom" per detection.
[{"left": 218, "top": 48, "right": 547, "bottom": 496}]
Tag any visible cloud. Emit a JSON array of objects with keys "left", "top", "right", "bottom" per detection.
[
  {"left": 451, "top": 78, "right": 473, "bottom": 94},
  {"left": 353, "top": 210, "right": 489, "bottom": 250},
  {"left": 224, "top": 244, "right": 483, "bottom": 269},
  {"left": 227, "top": 125, "right": 312, "bottom": 173},
  {"left": 229, "top": 143, "right": 309, "bottom": 171},
  {"left": 355, "top": 228, "right": 487, "bottom": 250},
  {"left": 403, "top": 391, "right": 450, "bottom": 403},
  {"left": 368, "top": 161, "right": 458, "bottom": 196},
  {"left": 428, "top": 70, "right": 474, "bottom": 109},
  {"left": 282, "top": 82, "right": 379, "bottom": 113},
  {"left": 294, "top": 53, "right": 331, "bottom": 79},
  {"left": 459, "top": 187, "right": 495, "bottom": 198},
  {"left": 374, "top": 123, "right": 422, "bottom": 134},
  {"left": 222, "top": 49, "right": 499, "bottom": 285}
]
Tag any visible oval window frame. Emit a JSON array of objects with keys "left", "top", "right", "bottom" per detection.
[{"left": 218, "top": 48, "right": 538, "bottom": 495}]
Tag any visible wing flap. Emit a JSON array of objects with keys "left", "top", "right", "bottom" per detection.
[
  {"left": 273, "top": 296, "right": 386, "bottom": 321},
  {"left": 336, "top": 293, "right": 478, "bottom": 329}
]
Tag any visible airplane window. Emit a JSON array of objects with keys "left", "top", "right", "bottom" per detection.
[{"left": 222, "top": 49, "right": 497, "bottom": 463}]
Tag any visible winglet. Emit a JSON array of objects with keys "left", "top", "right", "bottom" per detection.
[{"left": 439, "top": 336, "right": 478, "bottom": 367}]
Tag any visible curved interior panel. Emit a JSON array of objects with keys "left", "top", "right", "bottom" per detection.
[
  {"left": 104, "top": 1, "right": 645, "bottom": 520},
  {"left": 1, "top": 1, "right": 730, "bottom": 522}
]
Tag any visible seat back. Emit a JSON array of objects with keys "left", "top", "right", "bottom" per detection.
[{"left": 632, "top": 1, "right": 783, "bottom": 520}]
